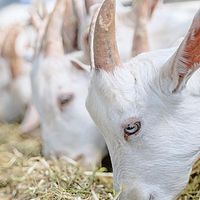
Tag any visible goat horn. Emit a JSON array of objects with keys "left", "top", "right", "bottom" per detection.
[
  {"left": 43, "top": 0, "right": 66, "bottom": 57},
  {"left": 73, "top": 0, "right": 87, "bottom": 25},
  {"left": 42, "top": 2, "right": 48, "bottom": 19},
  {"left": 93, "top": 0, "right": 122, "bottom": 72},
  {"left": 89, "top": 7, "right": 100, "bottom": 70},
  {"left": 131, "top": 0, "right": 149, "bottom": 57},
  {"left": 62, "top": 0, "right": 78, "bottom": 53},
  {"left": 1, "top": 25, "right": 24, "bottom": 79}
]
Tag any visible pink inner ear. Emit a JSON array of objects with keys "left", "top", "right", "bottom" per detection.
[
  {"left": 178, "top": 10, "right": 200, "bottom": 71},
  {"left": 183, "top": 30, "right": 200, "bottom": 70},
  {"left": 171, "top": 11, "right": 200, "bottom": 93},
  {"left": 71, "top": 60, "right": 83, "bottom": 70}
]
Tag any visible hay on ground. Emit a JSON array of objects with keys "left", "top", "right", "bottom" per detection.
[{"left": 0, "top": 123, "right": 200, "bottom": 199}]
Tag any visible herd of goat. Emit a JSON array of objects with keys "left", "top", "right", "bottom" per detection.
[{"left": 1, "top": 0, "right": 200, "bottom": 199}]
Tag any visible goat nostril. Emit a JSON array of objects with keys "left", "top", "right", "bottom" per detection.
[
  {"left": 149, "top": 194, "right": 154, "bottom": 200},
  {"left": 74, "top": 154, "right": 84, "bottom": 161}
]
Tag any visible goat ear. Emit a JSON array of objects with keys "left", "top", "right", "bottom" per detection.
[
  {"left": 70, "top": 58, "right": 90, "bottom": 72},
  {"left": 20, "top": 103, "right": 40, "bottom": 134},
  {"left": 161, "top": 10, "right": 200, "bottom": 93}
]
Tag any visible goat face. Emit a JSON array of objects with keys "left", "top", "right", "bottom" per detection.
[
  {"left": 87, "top": 50, "right": 200, "bottom": 199},
  {"left": 32, "top": 55, "right": 106, "bottom": 168},
  {"left": 86, "top": 0, "right": 200, "bottom": 199}
]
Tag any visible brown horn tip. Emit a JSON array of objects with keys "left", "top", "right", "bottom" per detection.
[{"left": 93, "top": 0, "right": 122, "bottom": 72}]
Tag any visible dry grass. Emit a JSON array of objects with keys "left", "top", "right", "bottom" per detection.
[
  {"left": 0, "top": 123, "right": 114, "bottom": 200},
  {"left": 0, "top": 123, "right": 200, "bottom": 200}
]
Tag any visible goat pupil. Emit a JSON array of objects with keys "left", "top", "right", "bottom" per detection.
[
  {"left": 124, "top": 121, "right": 141, "bottom": 135},
  {"left": 127, "top": 126, "right": 134, "bottom": 130},
  {"left": 61, "top": 97, "right": 69, "bottom": 104}
]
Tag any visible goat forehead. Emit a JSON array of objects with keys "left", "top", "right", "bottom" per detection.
[
  {"left": 88, "top": 49, "right": 185, "bottom": 133},
  {"left": 36, "top": 60, "right": 78, "bottom": 87},
  {"left": 90, "top": 65, "right": 155, "bottom": 109},
  {"left": 41, "top": 58, "right": 68, "bottom": 75},
  {"left": 126, "top": 47, "right": 177, "bottom": 81},
  {"left": 91, "top": 47, "right": 178, "bottom": 105}
]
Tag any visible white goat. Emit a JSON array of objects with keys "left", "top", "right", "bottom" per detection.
[
  {"left": 0, "top": 24, "right": 41, "bottom": 139},
  {"left": 32, "top": 0, "right": 106, "bottom": 168},
  {"left": 0, "top": 2, "right": 58, "bottom": 134},
  {"left": 86, "top": 0, "right": 200, "bottom": 199},
  {"left": 0, "top": 25, "right": 33, "bottom": 122}
]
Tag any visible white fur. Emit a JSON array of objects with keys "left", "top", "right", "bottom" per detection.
[
  {"left": 0, "top": 24, "right": 36, "bottom": 124},
  {"left": 32, "top": 53, "right": 106, "bottom": 168},
  {"left": 86, "top": 45, "right": 200, "bottom": 199},
  {"left": 0, "top": 58, "right": 32, "bottom": 122},
  {"left": 0, "top": 59, "right": 20, "bottom": 122},
  {"left": 0, "top": 1, "right": 56, "bottom": 27},
  {"left": 0, "top": 1, "right": 54, "bottom": 131}
]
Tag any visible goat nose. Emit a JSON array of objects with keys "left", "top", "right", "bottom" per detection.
[
  {"left": 74, "top": 154, "right": 84, "bottom": 162},
  {"left": 149, "top": 194, "right": 154, "bottom": 200}
]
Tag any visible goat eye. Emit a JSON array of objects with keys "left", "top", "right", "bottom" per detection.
[
  {"left": 124, "top": 122, "right": 141, "bottom": 135},
  {"left": 58, "top": 93, "right": 75, "bottom": 111},
  {"left": 60, "top": 94, "right": 73, "bottom": 105}
]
